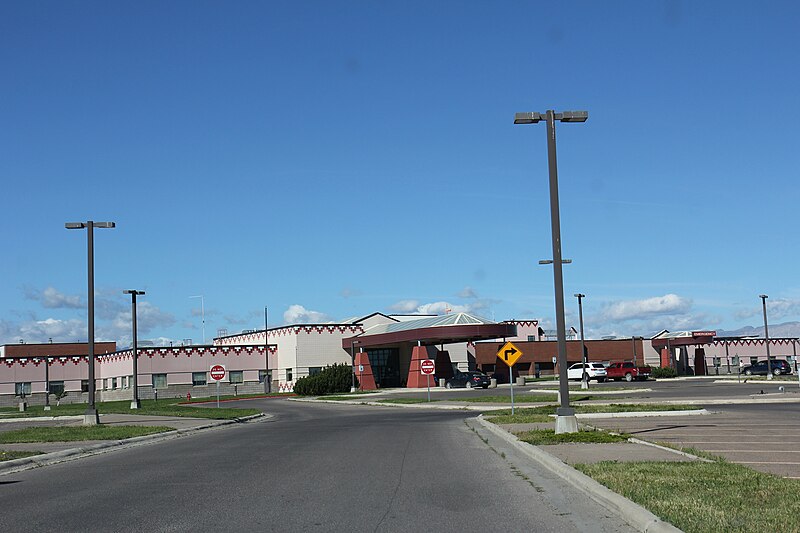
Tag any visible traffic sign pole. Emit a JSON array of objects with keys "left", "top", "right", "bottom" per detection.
[
  {"left": 509, "top": 365, "right": 515, "bottom": 415},
  {"left": 496, "top": 342, "right": 523, "bottom": 415},
  {"left": 216, "top": 380, "right": 220, "bottom": 408},
  {"left": 427, "top": 373, "right": 430, "bottom": 402}
]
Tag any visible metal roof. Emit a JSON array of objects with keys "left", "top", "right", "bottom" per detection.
[{"left": 360, "top": 312, "right": 496, "bottom": 336}]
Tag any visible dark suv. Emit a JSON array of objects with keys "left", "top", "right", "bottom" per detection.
[{"left": 742, "top": 359, "right": 792, "bottom": 376}]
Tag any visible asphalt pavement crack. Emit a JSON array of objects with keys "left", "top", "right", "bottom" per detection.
[{"left": 373, "top": 434, "right": 411, "bottom": 532}]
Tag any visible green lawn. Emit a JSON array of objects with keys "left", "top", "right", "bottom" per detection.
[
  {"left": 0, "top": 450, "right": 43, "bottom": 461},
  {"left": 0, "top": 425, "right": 174, "bottom": 443},
  {"left": 576, "top": 460, "right": 800, "bottom": 533},
  {"left": 459, "top": 394, "right": 595, "bottom": 403},
  {"left": 0, "top": 400, "right": 260, "bottom": 420}
]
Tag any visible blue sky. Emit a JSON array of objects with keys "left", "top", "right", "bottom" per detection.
[{"left": 2, "top": 1, "right": 799, "bottom": 346}]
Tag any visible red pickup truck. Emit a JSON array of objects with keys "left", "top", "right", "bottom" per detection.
[{"left": 605, "top": 362, "right": 651, "bottom": 382}]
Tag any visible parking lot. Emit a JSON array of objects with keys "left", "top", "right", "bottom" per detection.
[{"left": 588, "top": 402, "right": 800, "bottom": 478}]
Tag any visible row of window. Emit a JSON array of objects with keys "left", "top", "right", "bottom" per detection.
[{"left": 13, "top": 370, "right": 252, "bottom": 396}]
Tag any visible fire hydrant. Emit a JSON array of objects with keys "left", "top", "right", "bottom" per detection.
[{"left": 186, "top": 392, "right": 191, "bottom": 400}]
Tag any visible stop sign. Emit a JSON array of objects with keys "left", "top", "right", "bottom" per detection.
[
  {"left": 210, "top": 364, "right": 226, "bottom": 381},
  {"left": 420, "top": 359, "right": 435, "bottom": 375}
]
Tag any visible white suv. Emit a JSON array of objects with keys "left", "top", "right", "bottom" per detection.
[{"left": 567, "top": 362, "right": 608, "bottom": 382}]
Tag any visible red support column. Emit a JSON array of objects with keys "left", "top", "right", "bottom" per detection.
[
  {"left": 406, "top": 345, "right": 434, "bottom": 388},
  {"left": 354, "top": 351, "right": 377, "bottom": 390}
]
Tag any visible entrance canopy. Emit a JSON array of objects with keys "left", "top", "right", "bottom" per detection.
[
  {"left": 651, "top": 330, "right": 716, "bottom": 349},
  {"left": 342, "top": 312, "right": 516, "bottom": 349}
]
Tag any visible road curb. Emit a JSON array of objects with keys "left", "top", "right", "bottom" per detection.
[
  {"left": 472, "top": 416, "right": 683, "bottom": 533},
  {"left": 0, "top": 413, "right": 267, "bottom": 476}
]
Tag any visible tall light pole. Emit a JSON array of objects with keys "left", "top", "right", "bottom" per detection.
[
  {"left": 264, "top": 306, "right": 270, "bottom": 394},
  {"left": 575, "top": 293, "right": 588, "bottom": 390},
  {"left": 124, "top": 290, "right": 145, "bottom": 409},
  {"left": 350, "top": 340, "right": 359, "bottom": 392},
  {"left": 516, "top": 109, "right": 588, "bottom": 434},
  {"left": 190, "top": 295, "right": 205, "bottom": 344},
  {"left": 66, "top": 220, "right": 115, "bottom": 425},
  {"left": 760, "top": 294, "right": 773, "bottom": 380}
]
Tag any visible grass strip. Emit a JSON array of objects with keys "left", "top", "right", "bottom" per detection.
[
  {"left": 0, "top": 450, "right": 43, "bottom": 461},
  {"left": 376, "top": 398, "right": 440, "bottom": 404},
  {"left": 0, "top": 425, "right": 174, "bottom": 443},
  {"left": 575, "top": 460, "right": 800, "bottom": 533},
  {"left": 486, "top": 403, "right": 699, "bottom": 418},
  {"left": 0, "top": 400, "right": 260, "bottom": 420},
  {"left": 484, "top": 413, "right": 553, "bottom": 424},
  {"left": 517, "top": 428, "right": 629, "bottom": 445},
  {"left": 459, "top": 394, "right": 593, "bottom": 403}
]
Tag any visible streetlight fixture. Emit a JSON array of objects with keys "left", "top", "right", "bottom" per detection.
[
  {"left": 124, "top": 290, "right": 145, "bottom": 409},
  {"left": 759, "top": 294, "right": 773, "bottom": 380},
  {"left": 190, "top": 295, "right": 205, "bottom": 344},
  {"left": 575, "top": 293, "right": 588, "bottom": 390},
  {"left": 515, "top": 109, "right": 588, "bottom": 434},
  {"left": 66, "top": 220, "right": 115, "bottom": 425}
]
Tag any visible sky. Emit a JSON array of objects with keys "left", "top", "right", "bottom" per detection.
[{"left": 2, "top": 1, "right": 800, "bottom": 347}]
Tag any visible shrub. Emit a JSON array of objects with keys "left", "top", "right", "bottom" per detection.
[
  {"left": 651, "top": 366, "right": 678, "bottom": 379},
  {"left": 293, "top": 363, "right": 359, "bottom": 396}
]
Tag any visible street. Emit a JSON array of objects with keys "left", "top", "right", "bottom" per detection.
[{"left": 0, "top": 399, "right": 633, "bottom": 532}]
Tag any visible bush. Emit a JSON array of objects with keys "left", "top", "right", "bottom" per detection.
[
  {"left": 651, "top": 366, "right": 678, "bottom": 379},
  {"left": 293, "top": 363, "right": 359, "bottom": 396}
]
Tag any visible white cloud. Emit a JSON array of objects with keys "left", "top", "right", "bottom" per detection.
[
  {"left": 388, "top": 300, "right": 420, "bottom": 313},
  {"left": 601, "top": 294, "right": 691, "bottom": 322},
  {"left": 25, "top": 286, "right": 84, "bottom": 309},
  {"left": 735, "top": 298, "right": 800, "bottom": 322},
  {"left": 283, "top": 304, "right": 332, "bottom": 324},
  {"left": 458, "top": 287, "right": 478, "bottom": 299}
]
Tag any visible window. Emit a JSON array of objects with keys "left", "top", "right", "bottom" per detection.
[
  {"left": 192, "top": 372, "right": 207, "bottom": 386},
  {"left": 15, "top": 382, "right": 31, "bottom": 396},
  {"left": 152, "top": 374, "right": 167, "bottom": 389},
  {"left": 111, "top": 377, "right": 118, "bottom": 389},
  {"left": 48, "top": 381, "right": 65, "bottom": 396},
  {"left": 258, "top": 370, "right": 271, "bottom": 383},
  {"left": 81, "top": 380, "right": 89, "bottom": 393},
  {"left": 309, "top": 367, "right": 322, "bottom": 376},
  {"left": 527, "top": 335, "right": 536, "bottom": 341},
  {"left": 750, "top": 357, "right": 759, "bottom": 365},
  {"left": 229, "top": 371, "right": 243, "bottom": 384},
  {"left": 286, "top": 368, "right": 293, "bottom": 382},
  {"left": 102, "top": 379, "right": 108, "bottom": 390},
  {"left": 122, "top": 376, "right": 127, "bottom": 389},
  {"left": 129, "top": 375, "right": 134, "bottom": 388}
]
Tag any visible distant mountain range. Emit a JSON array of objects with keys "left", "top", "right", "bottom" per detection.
[{"left": 718, "top": 321, "right": 800, "bottom": 339}]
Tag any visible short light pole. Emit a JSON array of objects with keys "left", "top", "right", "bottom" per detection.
[
  {"left": 760, "top": 294, "right": 773, "bottom": 380},
  {"left": 575, "top": 293, "right": 588, "bottom": 390},
  {"left": 190, "top": 295, "right": 205, "bottom": 344},
  {"left": 66, "top": 220, "right": 115, "bottom": 425},
  {"left": 516, "top": 109, "right": 588, "bottom": 434},
  {"left": 124, "top": 290, "right": 145, "bottom": 409},
  {"left": 350, "top": 340, "right": 359, "bottom": 392},
  {"left": 43, "top": 356, "right": 51, "bottom": 411}
]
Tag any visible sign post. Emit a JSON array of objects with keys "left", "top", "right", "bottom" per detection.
[
  {"left": 498, "top": 341, "right": 523, "bottom": 415},
  {"left": 210, "top": 364, "right": 226, "bottom": 408},
  {"left": 420, "top": 359, "right": 435, "bottom": 402}
]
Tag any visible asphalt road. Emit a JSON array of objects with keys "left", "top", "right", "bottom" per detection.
[{"left": 0, "top": 399, "right": 634, "bottom": 532}]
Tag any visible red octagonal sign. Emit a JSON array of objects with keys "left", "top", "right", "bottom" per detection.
[
  {"left": 420, "top": 359, "right": 435, "bottom": 375},
  {"left": 210, "top": 364, "right": 226, "bottom": 381}
]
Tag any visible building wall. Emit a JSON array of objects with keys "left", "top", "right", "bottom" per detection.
[{"left": 0, "top": 345, "right": 269, "bottom": 406}]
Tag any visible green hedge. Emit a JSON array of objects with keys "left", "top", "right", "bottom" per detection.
[
  {"left": 293, "top": 363, "right": 359, "bottom": 396},
  {"left": 651, "top": 366, "right": 678, "bottom": 379}
]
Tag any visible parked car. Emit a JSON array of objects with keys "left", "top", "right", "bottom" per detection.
[
  {"left": 566, "top": 362, "right": 608, "bottom": 382},
  {"left": 446, "top": 371, "right": 491, "bottom": 389},
  {"left": 742, "top": 359, "right": 792, "bottom": 376},
  {"left": 605, "top": 361, "right": 651, "bottom": 382}
]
